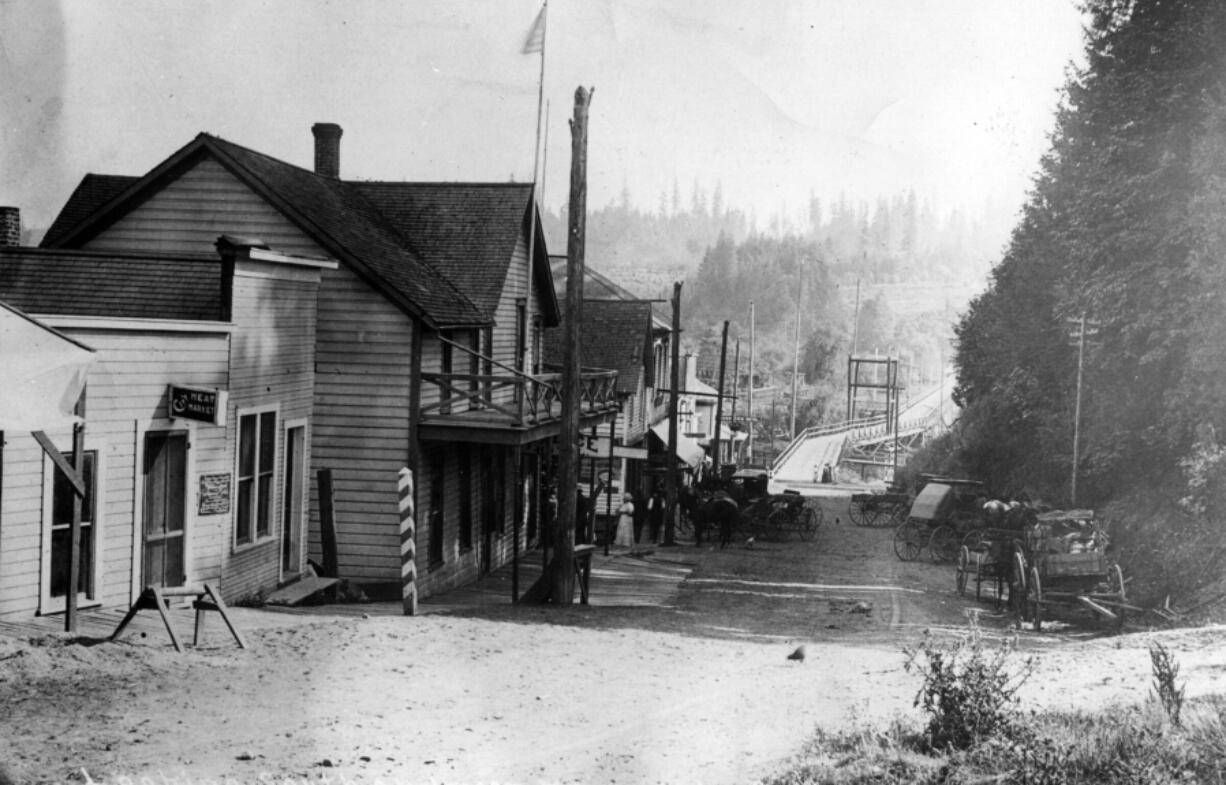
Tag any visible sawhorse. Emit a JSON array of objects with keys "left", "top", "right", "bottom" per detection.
[{"left": 111, "top": 584, "right": 247, "bottom": 652}]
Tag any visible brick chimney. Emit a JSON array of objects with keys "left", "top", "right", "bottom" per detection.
[
  {"left": 312, "top": 123, "right": 343, "bottom": 178},
  {"left": 0, "top": 207, "right": 20, "bottom": 246}
]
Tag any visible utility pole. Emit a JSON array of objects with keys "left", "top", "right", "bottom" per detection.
[
  {"left": 664, "top": 282, "right": 683, "bottom": 546},
  {"left": 552, "top": 85, "right": 593, "bottom": 604},
  {"left": 747, "top": 301, "right": 755, "bottom": 463},
  {"left": 789, "top": 276, "right": 803, "bottom": 439},
  {"left": 712, "top": 320, "right": 729, "bottom": 477},
  {"left": 1069, "top": 313, "right": 1098, "bottom": 508}
]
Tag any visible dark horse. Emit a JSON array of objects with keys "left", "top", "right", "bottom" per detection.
[{"left": 694, "top": 494, "right": 741, "bottom": 548}]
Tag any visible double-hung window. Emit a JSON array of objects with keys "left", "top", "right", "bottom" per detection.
[{"left": 236, "top": 409, "right": 277, "bottom": 547}]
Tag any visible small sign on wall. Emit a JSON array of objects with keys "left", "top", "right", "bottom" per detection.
[
  {"left": 169, "top": 385, "right": 228, "bottom": 426},
  {"left": 198, "top": 473, "right": 231, "bottom": 515}
]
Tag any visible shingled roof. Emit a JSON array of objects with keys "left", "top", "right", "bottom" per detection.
[
  {"left": 354, "top": 182, "right": 555, "bottom": 321},
  {"left": 41, "top": 174, "right": 139, "bottom": 248},
  {"left": 549, "top": 254, "right": 669, "bottom": 331},
  {"left": 39, "top": 133, "right": 556, "bottom": 329},
  {"left": 543, "top": 299, "right": 652, "bottom": 395},
  {"left": 0, "top": 248, "right": 223, "bottom": 320}
]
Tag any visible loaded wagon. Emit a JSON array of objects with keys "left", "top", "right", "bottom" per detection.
[{"left": 1012, "top": 510, "right": 1128, "bottom": 632}]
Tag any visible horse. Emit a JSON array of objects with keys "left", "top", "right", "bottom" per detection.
[{"left": 694, "top": 494, "right": 741, "bottom": 548}]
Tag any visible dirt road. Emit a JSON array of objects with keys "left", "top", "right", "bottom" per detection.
[{"left": 4, "top": 493, "right": 1226, "bottom": 785}]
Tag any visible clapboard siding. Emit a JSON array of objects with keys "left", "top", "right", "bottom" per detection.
[
  {"left": 219, "top": 261, "right": 321, "bottom": 601},
  {"left": 308, "top": 263, "right": 413, "bottom": 581},
  {"left": 0, "top": 329, "right": 228, "bottom": 618},
  {"left": 83, "top": 158, "right": 327, "bottom": 257}
]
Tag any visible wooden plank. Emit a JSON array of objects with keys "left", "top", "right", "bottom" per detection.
[{"left": 263, "top": 575, "right": 340, "bottom": 606}]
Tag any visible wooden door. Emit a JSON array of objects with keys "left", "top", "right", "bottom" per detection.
[
  {"left": 143, "top": 432, "right": 187, "bottom": 589},
  {"left": 281, "top": 424, "right": 305, "bottom": 580}
]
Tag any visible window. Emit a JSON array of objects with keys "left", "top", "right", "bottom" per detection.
[
  {"left": 236, "top": 410, "right": 277, "bottom": 546},
  {"left": 50, "top": 450, "right": 97, "bottom": 599},
  {"left": 440, "top": 337, "right": 453, "bottom": 415}
]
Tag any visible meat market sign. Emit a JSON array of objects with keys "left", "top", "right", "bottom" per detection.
[{"left": 168, "top": 385, "right": 228, "bottom": 426}]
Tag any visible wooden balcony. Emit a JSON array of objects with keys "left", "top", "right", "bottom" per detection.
[{"left": 419, "top": 354, "right": 620, "bottom": 445}]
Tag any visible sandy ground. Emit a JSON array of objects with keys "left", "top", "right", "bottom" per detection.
[{"left": 5, "top": 497, "right": 1226, "bottom": 785}]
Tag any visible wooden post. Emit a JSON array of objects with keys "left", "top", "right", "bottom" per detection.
[
  {"left": 66, "top": 421, "right": 84, "bottom": 633},
  {"left": 712, "top": 320, "right": 729, "bottom": 477},
  {"left": 398, "top": 467, "right": 418, "bottom": 615},
  {"left": 552, "top": 85, "right": 593, "bottom": 604},
  {"left": 317, "top": 468, "right": 338, "bottom": 579},
  {"left": 747, "top": 301, "right": 755, "bottom": 463},
  {"left": 664, "top": 281, "right": 683, "bottom": 546}
]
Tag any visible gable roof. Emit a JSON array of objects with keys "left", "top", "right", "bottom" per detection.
[
  {"left": 355, "top": 182, "right": 558, "bottom": 323},
  {"left": 550, "top": 254, "right": 669, "bottom": 331},
  {"left": 40, "top": 132, "right": 555, "bottom": 329},
  {"left": 42, "top": 174, "right": 139, "bottom": 247},
  {"left": 543, "top": 299, "right": 652, "bottom": 394},
  {"left": 0, "top": 247, "right": 223, "bottom": 320}
]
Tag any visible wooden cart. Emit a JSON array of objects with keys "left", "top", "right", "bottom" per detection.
[
  {"left": 849, "top": 491, "right": 910, "bottom": 528},
  {"left": 738, "top": 493, "right": 822, "bottom": 541},
  {"left": 1013, "top": 510, "right": 1127, "bottom": 632}
]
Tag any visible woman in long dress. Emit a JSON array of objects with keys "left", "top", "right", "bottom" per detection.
[{"left": 614, "top": 495, "right": 636, "bottom": 547}]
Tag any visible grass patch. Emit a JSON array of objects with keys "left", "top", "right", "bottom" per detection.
[{"left": 765, "top": 629, "right": 1226, "bottom": 785}]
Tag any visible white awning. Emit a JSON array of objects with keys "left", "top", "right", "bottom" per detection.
[
  {"left": 0, "top": 303, "right": 95, "bottom": 431},
  {"left": 649, "top": 421, "right": 705, "bottom": 468}
]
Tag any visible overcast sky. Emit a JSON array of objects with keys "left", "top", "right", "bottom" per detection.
[{"left": 0, "top": 0, "right": 1086, "bottom": 236}]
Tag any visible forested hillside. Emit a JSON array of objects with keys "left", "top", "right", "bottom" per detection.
[
  {"left": 937, "top": 0, "right": 1226, "bottom": 604},
  {"left": 543, "top": 186, "right": 1006, "bottom": 433}
]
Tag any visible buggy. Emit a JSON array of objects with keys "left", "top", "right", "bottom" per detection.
[{"left": 893, "top": 476, "right": 986, "bottom": 562}]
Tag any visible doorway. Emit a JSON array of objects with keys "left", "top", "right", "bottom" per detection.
[
  {"left": 142, "top": 431, "right": 188, "bottom": 589},
  {"left": 281, "top": 423, "right": 305, "bottom": 581}
]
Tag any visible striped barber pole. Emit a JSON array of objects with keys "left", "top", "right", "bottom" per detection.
[{"left": 398, "top": 467, "right": 418, "bottom": 616}]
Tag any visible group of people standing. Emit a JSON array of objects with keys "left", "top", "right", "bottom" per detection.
[{"left": 613, "top": 487, "right": 667, "bottom": 548}]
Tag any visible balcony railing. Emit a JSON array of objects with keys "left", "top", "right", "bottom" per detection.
[{"left": 420, "top": 337, "right": 619, "bottom": 428}]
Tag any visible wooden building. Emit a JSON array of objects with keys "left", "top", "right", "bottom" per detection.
[
  {"left": 36, "top": 125, "right": 619, "bottom": 600},
  {"left": 0, "top": 235, "right": 333, "bottom": 615}
]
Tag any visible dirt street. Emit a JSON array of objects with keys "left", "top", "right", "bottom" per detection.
[{"left": 4, "top": 493, "right": 1226, "bottom": 785}]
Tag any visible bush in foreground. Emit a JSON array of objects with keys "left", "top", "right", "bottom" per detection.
[{"left": 763, "top": 629, "right": 1226, "bottom": 785}]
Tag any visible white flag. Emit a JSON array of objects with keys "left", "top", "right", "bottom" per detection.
[{"left": 523, "top": 4, "right": 546, "bottom": 54}]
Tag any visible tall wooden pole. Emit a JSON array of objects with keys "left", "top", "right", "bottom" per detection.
[
  {"left": 789, "top": 278, "right": 802, "bottom": 439},
  {"left": 731, "top": 338, "right": 741, "bottom": 464},
  {"left": 712, "top": 320, "right": 729, "bottom": 477},
  {"left": 552, "top": 86, "right": 593, "bottom": 604},
  {"left": 663, "top": 281, "right": 683, "bottom": 546},
  {"left": 747, "top": 301, "right": 755, "bottom": 463},
  {"left": 1072, "top": 313, "right": 1086, "bottom": 508}
]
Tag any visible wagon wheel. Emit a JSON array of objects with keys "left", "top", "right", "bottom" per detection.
[
  {"left": 973, "top": 552, "right": 988, "bottom": 601},
  {"left": 766, "top": 509, "right": 791, "bottom": 541},
  {"left": 961, "top": 528, "right": 986, "bottom": 551},
  {"left": 848, "top": 499, "right": 867, "bottom": 526},
  {"left": 893, "top": 521, "right": 924, "bottom": 561},
  {"left": 1028, "top": 566, "right": 1043, "bottom": 632},
  {"left": 798, "top": 507, "right": 820, "bottom": 541},
  {"left": 1010, "top": 551, "right": 1028, "bottom": 628},
  {"left": 929, "top": 524, "right": 959, "bottom": 564},
  {"left": 956, "top": 546, "right": 970, "bottom": 596},
  {"left": 1109, "top": 563, "right": 1127, "bottom": 632}
]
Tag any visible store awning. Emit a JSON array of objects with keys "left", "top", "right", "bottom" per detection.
[
  {"left": 0, "top": 302, "right": 95, "bottom": 431},
  {"left": 649, "top": 421, "right": 705, "bottom": 468}
]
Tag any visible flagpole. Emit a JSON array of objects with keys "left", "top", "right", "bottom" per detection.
[{"left": 524, "top": 1, "right": 548, "bottom": 375}]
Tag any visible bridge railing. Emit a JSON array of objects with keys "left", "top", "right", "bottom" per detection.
[
  {"left": 770, "top": 414, "right": 890, "bottom": 474},
  {"left": 770, "top": 408, "right": 947, "bottom": 475}
]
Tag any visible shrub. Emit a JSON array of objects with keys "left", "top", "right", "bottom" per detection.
[
  {"left": 1150, "top": 642, "right": 1186, "bottom": 727},
  {"left": 902, "top": 618, "right": 1032, "bottom": 751}
]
